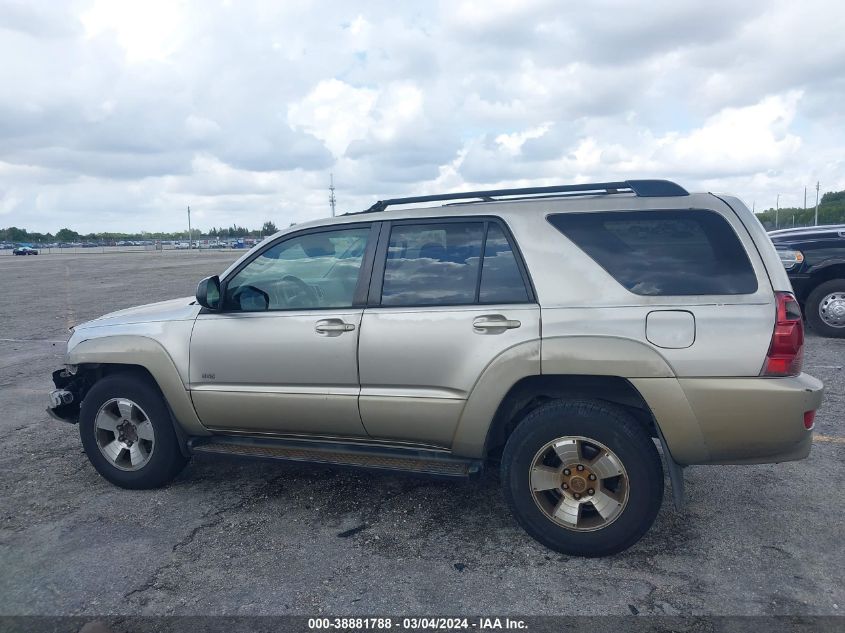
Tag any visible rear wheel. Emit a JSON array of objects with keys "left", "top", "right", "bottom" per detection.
[
  {"left": 806, "top": 279, "right": 845, "bottom": 338},
  {"left": 79, "top": 373, "right": 188, "bottom": 489},
  {"left": 501, "top": 399, "right": 663, "bottom": 557}
]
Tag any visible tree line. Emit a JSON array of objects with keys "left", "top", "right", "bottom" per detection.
[
  {"left": 755, "top": 190, "right": 845, "bottom": 229},
  {"left": 1, "top": 221, "right": 279, "bottom": 244},
  {"left": 5, "top": 187, "right": 842, "bottom": 244}
]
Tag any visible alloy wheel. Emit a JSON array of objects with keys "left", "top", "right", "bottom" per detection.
[
  {"left": 529, "top": 436, "right": 629, "bottom": 531},
  {"left": 94, "top": 398, "right": 156, "bottom": 471}
]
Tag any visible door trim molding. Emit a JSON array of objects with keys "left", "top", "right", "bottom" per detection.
[{"left": 190, "top": 384, "right": 360, "bottom": 396}]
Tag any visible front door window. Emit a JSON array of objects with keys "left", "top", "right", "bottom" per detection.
[{"left": 224, "top": 227, "right": 370, "bottom": 311}]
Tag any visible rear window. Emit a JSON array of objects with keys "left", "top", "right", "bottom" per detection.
[{"left": 548, "top": 209, "right": 758, "bottom": 296}]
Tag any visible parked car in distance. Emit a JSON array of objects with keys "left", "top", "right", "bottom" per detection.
[
  {"left": 47, "top": 180, "right": 823, "bottom": 557},
  {"left": 13, "top": 246, "right": 39, "bottom": 255},
  {"left": 769, "top": 224, "right": 845, "bottom": 338}
]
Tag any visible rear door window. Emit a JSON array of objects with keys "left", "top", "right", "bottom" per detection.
[
  {"left": 548, "top": 210, "right": 758, "bottom": 296},
  {"left": 381, "top": 222, "right": 484, "bottom": 306},
  {"left": 479, "top": 224, "right": 530, "bottom": 303},
  {"left": 378, "top": 220, "right": 532, "bottom": 306}
]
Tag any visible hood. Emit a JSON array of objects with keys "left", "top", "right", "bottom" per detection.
[
  {"left": 769, "top": 225, "right": 845, "bottom": 244},
  {"left": 79, "top": 296, "right": 200, "bottom": 329}
]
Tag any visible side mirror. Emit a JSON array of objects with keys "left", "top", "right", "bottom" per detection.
[{"left": 196, "top": 275, "right": 222, "bottom": 310}]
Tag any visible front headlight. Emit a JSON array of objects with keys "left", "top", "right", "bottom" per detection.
[{"left": 777, "top": 248, "right": 804, "bottom": 270}]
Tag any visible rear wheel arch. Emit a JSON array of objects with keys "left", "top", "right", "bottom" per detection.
[{"left": 484, "top": 374, "right": 659, "bottom": 461}]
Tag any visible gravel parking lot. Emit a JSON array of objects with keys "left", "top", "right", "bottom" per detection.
[{"left": 0, "top": 252, "right": 843, "bottom": 617}]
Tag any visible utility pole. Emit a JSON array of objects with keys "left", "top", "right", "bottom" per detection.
[
  {"left": 187, "top": 205, "right": 192, "bottom": 250},
  {"left": 776, "top": 194, "right": 780, "bottom": 229},
  {"left": 804, "top": 186, "right": 807, "bottom": 210},
  {"left": 329, "top": 173, "right": 337, "bottom": 217},
  {"left": 814, "top": 181, "right": 820, "bottom": 226}
]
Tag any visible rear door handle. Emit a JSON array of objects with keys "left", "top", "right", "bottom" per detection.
[
  {"left": 315, "top": 319, "right": 356, "bottom": 335},
  {"left": 473, "top": 315, "right": 521, "bottom": 332}
]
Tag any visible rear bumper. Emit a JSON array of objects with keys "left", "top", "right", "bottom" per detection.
[
  {"left": 678, "top": 373, "right": 823, "bottom": 465},
  {"left": 634, "top": 374, "right": 824, "bottom": 465}
]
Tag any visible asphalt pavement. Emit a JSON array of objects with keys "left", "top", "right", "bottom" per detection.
[{"left": 1, "top": 251, "right": 843, "bottom": 616}]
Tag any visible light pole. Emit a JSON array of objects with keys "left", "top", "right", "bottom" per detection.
[
  {"left": 814, "top": 181, "right": 820, "bottom": 226},
  {"left": 187, "top": 205, "right": 192, "bottom": 250},
  {"left": 775, "top": 194, "right": 780, "bottom": 229}
]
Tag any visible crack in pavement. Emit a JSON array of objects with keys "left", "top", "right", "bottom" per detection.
[{"left": 122, "top": 490, "right": 256, "bottom": 606}]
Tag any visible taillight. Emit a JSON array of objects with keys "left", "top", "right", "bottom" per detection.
[{"left": 762, "top": 292, "right": 804, "bottom": 376}]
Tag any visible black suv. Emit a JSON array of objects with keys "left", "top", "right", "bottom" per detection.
[{"left": 769, "top": 225, "right": 845, "bottom": 337}]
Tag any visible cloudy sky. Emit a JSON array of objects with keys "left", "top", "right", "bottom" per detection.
[{"left": 1, "top": 0, "right": 844, "bottom": 234}]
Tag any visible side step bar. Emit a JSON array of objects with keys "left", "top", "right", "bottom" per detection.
[{"left": 188, "top": 435, "right": 483, "bottom": 478}]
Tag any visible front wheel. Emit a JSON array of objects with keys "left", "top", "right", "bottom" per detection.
[
  {"left": 806, "top": 279, "right": 845, "bottom": 338},
  {"left": 79, "top": 373, "right": 188, "bottom": 489},
  {"left": 501, "top": 399, "right": 664, "bottom": 557}
]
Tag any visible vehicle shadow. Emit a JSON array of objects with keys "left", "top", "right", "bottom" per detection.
[{"left": 179, "top": 452, "right": 694, "bottom": 563}]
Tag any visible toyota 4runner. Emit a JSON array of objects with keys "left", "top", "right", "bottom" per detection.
[{"left": 47, "top": 180, "right": 824, "bottom": 557}]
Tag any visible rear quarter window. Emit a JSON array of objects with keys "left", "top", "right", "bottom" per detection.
[{"left": 548, "top": 209, "right": 758, "bottom": 296}]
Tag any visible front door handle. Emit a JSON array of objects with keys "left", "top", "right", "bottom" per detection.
[
  {"left": 315, "top": 319, "right": 356, "bottom": 335},
  {"left": 473, "top": 315, "right": 521, "bottom": 332}
]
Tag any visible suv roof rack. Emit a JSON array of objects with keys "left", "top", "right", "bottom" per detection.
[{"left": 360, "top": 179, "right": 688, "bottom": 214}]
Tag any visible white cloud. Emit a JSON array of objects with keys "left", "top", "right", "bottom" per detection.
[
  {"left": 288, "top": 79, "right": 378, "bottom": 157},
  {"left": 372, "top": 82, "right": 424, "bottom": 142},
  {"left": 346, "top": 14, "right": 372, "bottom": 51},
  {"left": 185, "top": 114, "right": 220, "bottom": 142},
  {"left": 495, "top": 124, "right": 552, "bottom": 155},
  {"left": 0, "top": 0, "right": 843, "bottom": 233},
  {"left": 287, "top": 79, "right": 425, "bottom": 160},
  {"left": 656, "top": 92, "right": 802, "bottom": 174},
  {"left": 81, "top": 0, "right": 186, "bottom": 62}
]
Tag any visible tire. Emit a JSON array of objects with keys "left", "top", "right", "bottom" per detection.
[
  {"left": 805, "top": 279, "right": 845, "bottom": 338},
  {"left": 79, "top": 372, "right": 188, "bottom": 489},
  {"left": 501, "top": 399, "right": 663, "bottom": 557}
]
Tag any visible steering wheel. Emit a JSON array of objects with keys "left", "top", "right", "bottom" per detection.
[{"left": 276, "top": 275, "right": 319, "bottom": 308}]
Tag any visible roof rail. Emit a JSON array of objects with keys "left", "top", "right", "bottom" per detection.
[{"left": 360, "top": 179, "right": 688, "bottom": 213}]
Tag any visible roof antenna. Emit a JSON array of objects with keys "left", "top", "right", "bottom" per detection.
[{"left": 329, "top": 173, "right": 337, "bottom": 217}]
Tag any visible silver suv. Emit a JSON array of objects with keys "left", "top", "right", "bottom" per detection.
[{"left": 47, "top": 180, "right": 824, "bottom": 557}]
